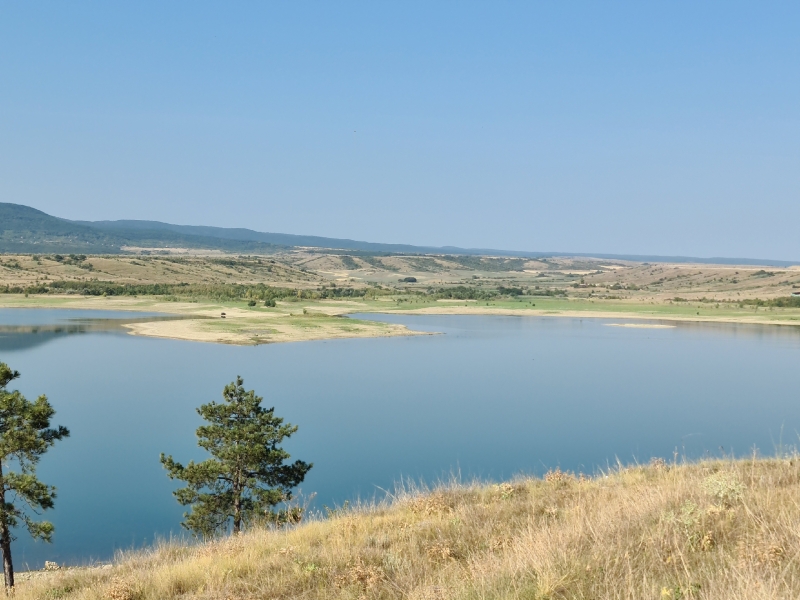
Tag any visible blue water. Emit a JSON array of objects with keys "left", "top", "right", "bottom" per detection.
[
  {"left": 1, "top": 308, "right": 799, "bottom": 568},
  {"left": 0, "top": 308, "right": 163, "bottom": 326}
]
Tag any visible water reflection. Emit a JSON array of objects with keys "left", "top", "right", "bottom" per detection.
[{"left": 0, "top": 314, "right": 206, "bottom": 351}]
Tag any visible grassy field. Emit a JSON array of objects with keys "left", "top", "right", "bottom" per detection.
[
  {"left": 15, "top": 457, "right": 800, "bottom": 599},
  {"left": 2, "top": 252, "right": 799, "bottom": 300}
]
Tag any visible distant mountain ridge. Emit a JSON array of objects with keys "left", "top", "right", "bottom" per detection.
[
  {"left": 0, "top": 202, "right": 796, "bottom": 266},
  {"left": 0, "top": 203, "right": 284, "bottom": 254},
  {"left": 74, "top": 218, "right": 471, "bottom": 255}
]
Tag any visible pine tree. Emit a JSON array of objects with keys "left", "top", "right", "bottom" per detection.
[
  {"left": 0, "top": 362, "right": 69, "bottom": 593},
  {"left": 161, "top": 376, "right": 311, "bottom": 537}
]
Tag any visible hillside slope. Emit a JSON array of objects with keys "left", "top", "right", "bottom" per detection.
[
  {"left": 16, "top": 458, "right": 800, "bottom": 599},
  {"left": 78, "top": 218, "right": 470, "bottom": 254},
  {"left": 0, "top": 203, "right": 120, "bottom": 253},
  {"left": 0, "top": 203, "right": 284, "bottom": 254}
]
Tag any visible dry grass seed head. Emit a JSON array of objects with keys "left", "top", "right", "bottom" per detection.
[
  {"left": 104, "top": 578, "right": 140, "bottom": 600},
  {"left": 650, "top": 457, "right": 668, "bottom": 471},
  {"left": 333, "top": 513, "right": 361, "bottom": 535},
  {"left": 411, "top": 586, "right": 448, "bottom": 600},
  {"left": 492, "top": 482, "right": 515, "bottom": 500},
  {"left": 544, "top": 467, "right": 574, "bottom": 486},
  {"left": 489, "top": 536, "right": 513, "bottom": 552},
  {"left": 334, "top": 559, "right": 384, "bottom": 592},
  {"left": 194, "top": 534, "right": 247, "bottom": 560},
  {"left": 407, "top": 492, "right": 452, "bottom": 516},
  {"left": 737, "top": 539, "right": 786, "bottom": 568},
  {"left": 699, "top": 530, "right": 715, "bottom": 551},
  {"left": 426, "top": 542, "right": 454, "bottom": 562}
]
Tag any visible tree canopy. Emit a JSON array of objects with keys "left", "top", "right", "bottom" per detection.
[
  {"left": 0, "top": 362, "right": 69, "bottom": 591},
  {"left": 161, "top": 376, "right": 311, "bottom": 537}
]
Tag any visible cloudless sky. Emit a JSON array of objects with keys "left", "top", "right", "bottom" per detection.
[{"left": 1, "top": 2, "right": 798, "bottom": 259}]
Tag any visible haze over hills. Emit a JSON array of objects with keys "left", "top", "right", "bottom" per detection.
[
  {"left": 0, "top": 202, "right": 796, "bottom": 266},
  {"left": 74, "top": 217, "right": 483, "bottom": 256},
  {"left": 0, "top": 203, "right": 287, "bottom": 255}
]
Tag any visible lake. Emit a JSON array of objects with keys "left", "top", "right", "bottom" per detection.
[{"left": 1, "top": 308, "right": 799, "bottom": 568}]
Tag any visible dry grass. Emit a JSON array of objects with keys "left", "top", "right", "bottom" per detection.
[
  {"left": 16, "top": 457, "right": 800, "bottom": 599},
  {"left": 4, "top": 253, "right": 799, "bottom": 302}
]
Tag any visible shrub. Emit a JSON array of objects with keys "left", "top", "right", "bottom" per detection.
[{"left": 701, "top": 471, "right": 745, "bottom": 507}]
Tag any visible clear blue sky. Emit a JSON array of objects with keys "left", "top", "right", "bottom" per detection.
[{"left": 1, "top": 2, "right": 798, "bottom": 259}]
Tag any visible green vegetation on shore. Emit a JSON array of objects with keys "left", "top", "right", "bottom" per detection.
[{"left": 3, "top": 292, "right": 800, "bottom": 338}]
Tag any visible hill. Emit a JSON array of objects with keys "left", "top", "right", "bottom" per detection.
[
  {"left": 0, "top": 203, "right": 120, "bottom": 253},
  {"left": 0, "top": 203, "right": 285, "bottom": 254},
  {"left": 14, "top": 458, "right": 800, "bottom": 599},
  {"left": 2, "top": 203, "right": 797, "bottom": 265},
  {"left": 2, "top": 202, "right": 496, "bottom": 256},
  {"left": 2, "top": 203, "right": 496, "bottom": 256},
  {"left": 77, "top": 218, "right": 480, "bottom": 255}
]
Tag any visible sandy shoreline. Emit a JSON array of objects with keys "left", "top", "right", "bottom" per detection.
[
  {"left": 1, "top": 296, "right": 799, "bottom": 346},
  {"left": 387, "top": 306, "right": 800, "bottom": 328},
  {"left": 122, "top": 315, "right": 429, "bottom": 345}
]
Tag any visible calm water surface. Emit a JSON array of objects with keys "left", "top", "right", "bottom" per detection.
[{"left": 1, "top": 308, "right": 799, "bottom": 567}]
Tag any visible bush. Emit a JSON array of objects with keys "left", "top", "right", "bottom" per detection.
[
  {"left": 497, "top": 286, "right": 523, "bottom": 296},
  {"left": 702, "top": 471, "right": 745, "bottom": 507},
  {"left": 741, "top": 296, "right": 800, "bottom": 308},
  {"left": 431, "top": 286, "right": 496, "bottom": 300}
]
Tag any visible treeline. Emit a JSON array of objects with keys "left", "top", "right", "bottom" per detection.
[
  {"left": 430, "top": 286, "right": 498, "bottom": 300},
  {"left": 672, "top": 296, "right": 800, "bottom": 308},
  {"left": 739, "top": 296, "right": 800, "bottom": 308},
  {"left": 0, "top": 280, "right": 385, "bottom": 301},
  {"left": 529, "top": 287, "right": 568, "bottom": 297},
  {"left": 428, "top": 285, "right": 561, "bottom": 299},
  {"left": 442, "top": 255, "right": 529, "bottom": 272},
  {"left": 1, "top": 280, "right": 570, "bottom": 301}
]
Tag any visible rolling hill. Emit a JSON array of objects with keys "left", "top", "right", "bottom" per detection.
[
  {"left": 0, "top": 202, "right": 796, "bottom": 266},
  {"left": 0, "top": 203, "right": 284, "bottom": 254}
]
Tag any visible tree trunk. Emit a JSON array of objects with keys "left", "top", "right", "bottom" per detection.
[
  {"left": 0, "top": 530, "right": 12, "bottom": 594},
  {"left": 0, "top": 463, "right": 12, "bottom": 593},
  {"left": 233, "top": 486, "right": 241, "bottom": 534},
  {"left": 233, "top": 473, "right": 242, "bottom": 533}
]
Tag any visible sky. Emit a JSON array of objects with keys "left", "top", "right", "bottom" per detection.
[{"left": 1, "top": 2, "right": 799, "bottom": 260}]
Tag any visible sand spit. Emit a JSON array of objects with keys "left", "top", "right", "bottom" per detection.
[{"left": 605, "top": 323, "right": 676, "bottom": 329}]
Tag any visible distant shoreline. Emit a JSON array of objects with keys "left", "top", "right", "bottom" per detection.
[{"left": 1, "top": 295, "right": 798, "bottom": 346}]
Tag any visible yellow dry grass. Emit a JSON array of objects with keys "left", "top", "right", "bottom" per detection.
[{"left": 16, "top": 458, "right": 800, "bottom": 599}]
